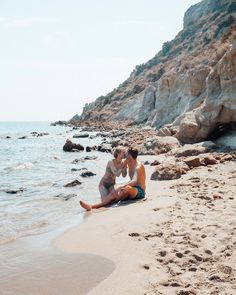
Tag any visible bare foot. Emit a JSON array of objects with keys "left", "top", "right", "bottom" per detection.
[{"left": 80, "top": 200, "right": 92, "bottom": 211}]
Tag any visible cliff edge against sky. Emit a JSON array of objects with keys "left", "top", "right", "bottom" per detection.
[{"left": 72, "top": 0, "right": 236, "bottom": 143}]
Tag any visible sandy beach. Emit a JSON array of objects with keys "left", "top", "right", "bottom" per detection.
[
  {"left": 56, "top": 155, "right": 236, "bottom": 295},
  {"left": 1, "top": 0, "right": 236, "bottom": 294}
]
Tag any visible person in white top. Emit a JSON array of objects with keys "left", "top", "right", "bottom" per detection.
[{"left": 99, "top": 148, "right": 127, "bottom": 201}]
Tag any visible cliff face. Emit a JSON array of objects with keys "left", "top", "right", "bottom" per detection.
[{"left": 76, "top": 0, "right": 236, "bottom": 143}]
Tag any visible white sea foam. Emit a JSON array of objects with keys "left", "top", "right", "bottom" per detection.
[
  {"left": 0, "top": 121, "right": 106, "bottom": 245},
  {"left": 5, "top": 162, "right": 34, "bottom": 171}
]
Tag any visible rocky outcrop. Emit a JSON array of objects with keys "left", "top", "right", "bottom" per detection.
[
  {"left": 51, "top": 120, "right": 68, "bottom": 126},
  {"left": 114, "top": 85, "right": 156, "bottom": 124},
  {"left": 150, "top": 150, "right": 236, "bottom": 180},
  {"left": 63, "top": 139, "right": 84, "bottom": 152},
  {"left": 170, "top": 141, "right": 215, "bottom": 157},
  {"left": 150, "top": 162, "right": 189, "bottom": 181},
  {"left": 175, "top": 39, "right": 236, "bottom": 142},
  {"left": 183, "top": 0, "right": 231, "bottom": 27},
  {"left": 142, "top": 136, "right": 181, "bottom": 155},
  {"left": 72, "top": 0, "right": 236, "bottom": 144}
]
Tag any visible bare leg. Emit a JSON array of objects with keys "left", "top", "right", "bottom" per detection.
[
  {"left": 115, "top": 185, "right": 138, "bottom": 200},
  {"left": 108, "top": 185, "right": 115, "bottom": 195},
  {"left": 80, "top": 186, "right": 138, "bottom": 211},
  {"left": 99, "top": 183, "right": 110, "bottom": 202},
  {"left": 80, "top": 190, "right": 118, "bottom": 211}
]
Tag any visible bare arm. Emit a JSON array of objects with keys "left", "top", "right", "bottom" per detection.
[{"left": 125, "top": 169, "right": 138, "bottom": 187}]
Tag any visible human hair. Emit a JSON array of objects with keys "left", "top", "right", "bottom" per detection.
[
  {"left": 128, "top": 148, "right": 138, "bottom": 159},
  {"left": 113, "top": 148, "right": 122, "bottom": 158}
]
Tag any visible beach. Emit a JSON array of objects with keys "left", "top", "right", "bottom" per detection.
[
  {"left": 1, "top": 122, "right": 236, "bottom": 294},
  {"left": 1, "top": 0, "right": 236, "bottom": 294},
  {"left": 55, "top": 155, "right": 236, "bottom": 295}
]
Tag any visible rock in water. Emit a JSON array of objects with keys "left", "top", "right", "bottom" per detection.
[
  {"left": 83, "top": 156, "right": 98, "bottom": 160},
  {"left": 71, "top": 159, "right": 80, "bottom": 164},
  {"left": 5, "top": 188, "right": 25, "bottom": 194},
  {"left": 63, "top": 139, "right": 84, "bottom": 152},
  {"left": 55, "top": 193, "right": 77, "bottom": 201},
  {"left": 80, "top": 171, "right": 96, "bottom": 177},
  {"left": 97, "top": 144, "right": 112, "bottom": 153},
  {"left": 51, "top": 120, "right": 68, "bottom": 126},
  {"left": 86, "top": 146, "right": 92, "bottom": 152},
  {"left": 73, "top": 133, "right": 89, "bottom": 138},
  {"left": 64, "top": 180, "right": 82, "bottom": 187},
  {"left": 37, "top": 132, "right": 49, "bottom": 137}
]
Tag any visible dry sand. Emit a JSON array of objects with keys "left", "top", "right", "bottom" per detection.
[{"left": 56, "top": 155, "right": 236, "bottom": 295}]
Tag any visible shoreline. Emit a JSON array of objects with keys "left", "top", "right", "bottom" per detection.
[
  {"left": 1, "top": 153, "right": 236, "bottom": 294},
  {"left": 0, "top": 213, "right": 115, "bottom": 295},
  {"left": 56, "top": 157, "right": 176, "bottom": 294},
  {"left": 56, "top": 155, "right": 236, "bottom": 295}
]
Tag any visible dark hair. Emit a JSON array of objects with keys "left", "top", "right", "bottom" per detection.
[{"left": 128, "top": 148, "right": 138, "bottom": 159}]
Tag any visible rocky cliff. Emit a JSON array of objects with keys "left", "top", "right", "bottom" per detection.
[{"left": 73, "top": 0, "right": 236, "bottom": 143}]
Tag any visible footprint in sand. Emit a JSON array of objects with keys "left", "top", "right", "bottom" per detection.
[
  {"left": 159, "top": 250, "right": 167, "bottom": 257},
  {"left": 176, "top": 252, "right": 184, "bottom": 258}
]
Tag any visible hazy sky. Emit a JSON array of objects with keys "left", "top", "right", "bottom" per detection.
[{"left": 0, "top": 0, "right": 200, "bottom": 121}]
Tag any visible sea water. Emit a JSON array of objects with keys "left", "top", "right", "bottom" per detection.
[{"left": 0, "top": 121, "right": 117, "bottom": 245}]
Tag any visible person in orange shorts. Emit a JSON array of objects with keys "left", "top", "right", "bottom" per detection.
[{"left": 79, "top": 148, "right": 146, "bottom": 211}]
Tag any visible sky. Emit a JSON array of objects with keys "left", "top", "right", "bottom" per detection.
[{"left": 0, "top": 0, "right": 200, "bottom": 121}]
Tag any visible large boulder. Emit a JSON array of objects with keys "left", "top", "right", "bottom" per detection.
[
  {"left": 170, "top": 141, "right": 215, "bottom": 157},
  {"left": 63, "top": 139, "right": 84, "bottom": 152},
  {"left": 143, "top": 136, "right": 181, "bottom": 155},
  {"left": 203, "top": 155, "right": 218, "bottom": 165},
  {"left": 176, "top": 41, "right": 236, "bottom": 143},
  {"left": 184, "top": 156, "right": 202, "bottom": 168},
  {"left": 150, "top": 162, "right": 189, "bottom": 181}
]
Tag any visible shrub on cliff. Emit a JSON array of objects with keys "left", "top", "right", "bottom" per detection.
[{"left": 162, "top": 41, "right": 172, "bottom": 56}]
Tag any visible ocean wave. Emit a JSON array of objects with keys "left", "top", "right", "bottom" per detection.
[
  {"left": 4, "top": 162, "right": 34, "bottom": 171},
  {"left": 0, "top": 219, "right": 49, "bottom": 245},
  {"left": 0, "top": 224, "right": 17, "bottom": 245}
]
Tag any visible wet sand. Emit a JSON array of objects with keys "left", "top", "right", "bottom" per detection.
[
  {"left": 0, "top": 250, "right": 114, "bottom": 295},
  {"left": 0, "top": 218, "right": 115, "bottom": 295}
]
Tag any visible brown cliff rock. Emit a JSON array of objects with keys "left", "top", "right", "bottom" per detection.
[{"left": 71, "top": 0, "right": 236, "bottom": 145}]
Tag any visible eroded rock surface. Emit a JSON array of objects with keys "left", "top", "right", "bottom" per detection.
[{"left": 71, "top": 0, "right": 236, "bottom": 144}]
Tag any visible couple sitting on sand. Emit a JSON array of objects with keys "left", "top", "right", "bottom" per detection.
[{"left": 80, "top": 148, "right": 146, "bottom": 211}]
